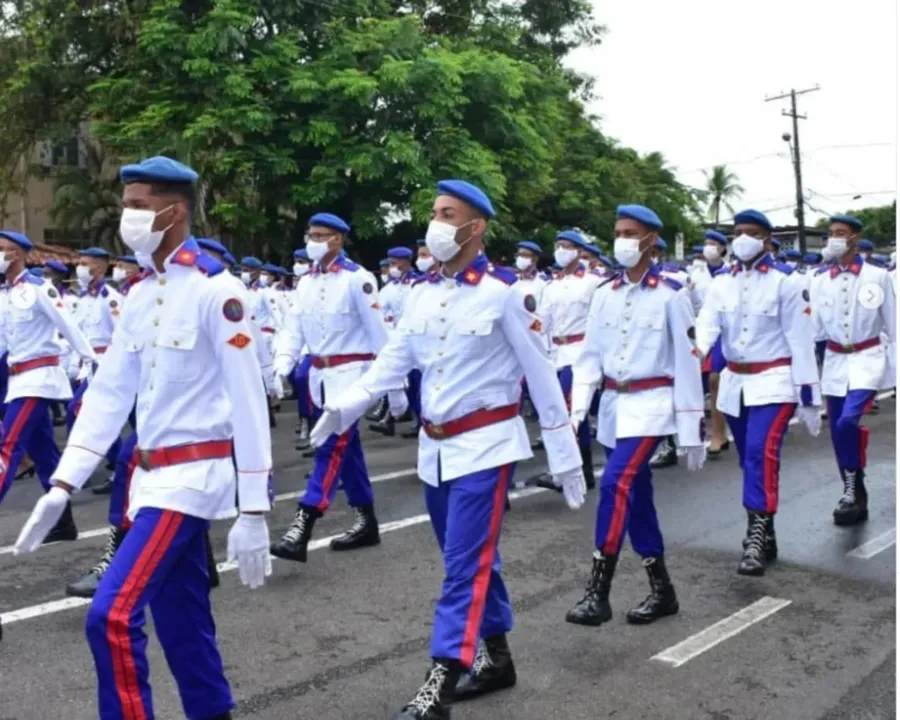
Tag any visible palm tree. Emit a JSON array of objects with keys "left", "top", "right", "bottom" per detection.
[{"left": 701, "top": 165, "right": 744, "bottom": 224}]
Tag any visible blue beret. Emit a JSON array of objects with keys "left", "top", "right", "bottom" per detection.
[
  {"left": 387, "top": 247, "right": 414, "bottom": 260},
  {"left": 803, "top": 252, "right": 823, "bottom": 264},
  {"left": 517, "top": 241, "right": 542, "bottom": 255},
  {"left": 556, "top": 230, "right": 588, "bottom": 249},
  {"left": 308, "top": 213, "right": 350, "bottom": 234},
  {"left": 196, "top": 238, "right": 227, "bottom": 255},
  {"left": 79, "top": 247, "right": 110, "bottom": 259},
  {"left": 416, "top": 238, "right": 426, "bottom": 247},
  {"left": 223, "top": 252, "right": 236, "bottom": 266},
  {"left": 436, "top": 180, "right": 496, "bottom": 219},
  {"left": 120, "top": 156, "right": 198, "bottom": 185},
  {"left": 44, "top": 259, "right": 68, "bottom": 274},
  {"left": 829, "top": 213, "right": 863, "bottom": 232},
  {"left": 379, "top": 258, "right": 389, "bottom": 267},
  {"left": 261, "top": 263, "right": 280, "bottom": 274},
  {"left": 29, "top": 267, "right": 44, "bottom": 277},
  {"left": 585, "top": 244, "right": 601, "bottom": 258},
  {"left": 278, "top": 266, "right": 290, "bottom": 275},
  {"left": 704, "top": 230, "right": 728, "bottom": 245},
  {"left": 785, "top": 249, "right": 803, "bottom": 260},
  {"left": 598, "top": 255, "right": 613, "bottom": 267},
  {"left": 733, "top": 209, "right": 773, "bottom": 232},
  {"left": 691, "top": 245, "right": 704, "bottom": 253},
  {"left": 859, "top": 239, "right": 874, "bottom": 251},
  {"left": 0, "top": 231, "right": 33, "bottom": 251},
  {"left": 616, "top": 204, "right": 663, "bottom": 231},
  {"left": 116, "top": 255, "right": 137, "bottom": 265},
  {"left": 293, "top": 248, "right": 309, "bottom": 261},
  {"left": 655, "top": 238, "right": 667, "bottom": 250},
  {"left": 241, "top": 256, "right": 262, "bottom": 269}
]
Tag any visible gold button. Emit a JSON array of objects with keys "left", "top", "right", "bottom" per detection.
[
  {"left": 151, "top": 360, "right": 156, "bottom": 368},
  {"left": 156, "top": 297, "right": 163, "bottom": 305},
  {"left": 152, "top": 340, "right": 157, "bottom": 347},
  {"left": 158, "top": 278, "right": 167, "bottom": 286},
  {"left": 173, "top": 340, "right": 180, "bottom": 347},
  {"left": 440, "top": 335, "right": 446, "bottom": 341},
  {"left": 438, "top": 351, "right": 444, "bottom": 357},
  {"left": 149, "top": 384, "right": 154, "bottom": 391},
  {"left": 743, "top": 327, "right": 748, "bottom": 332},
  {"left": 440, "top": 302, "right": 447, "bottom": 308},
  {"left": 437, "top": 368, "right": 443, "bottom": 373},
  {"left": 153, "top": 318, "right": 160, "bottom": 326},
  {"left": 621, "top": 329, "right": 627, "bottom": 334}
]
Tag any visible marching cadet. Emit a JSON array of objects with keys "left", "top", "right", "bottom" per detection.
[
  {"left": 514, "top": 240, "right": 549, "bottom": 427},
  {"left": 416, "top": 238, "right": 437, "bottom": 273},
  {"left": 112, "top": 255, "right": 140, "bottom": 287},
  {"left": 44, "top": 259, "right": 78, "bottom": 314},
  {"left": 565, "top": 204, "right": 705, "bottom": 628},
  {"left": 43, "top": 259, "right": 77, "bottom": 427},
  {"left": 691, "top": 230, "right": 731, "bottom": 456},
  {"left": 858, "top": 239, "right": 874, "bottom": 262},
  {"left": 0, "top": 231, "right": 96, "bottom": 541},
  {"left": 379, "top": 258, "right": 390, "bottom": 287},
  {"left": 309, "top": 179, "right": 585, "bottom": 720},
  {"left": 260, "top": 262, "right": 289, "bottom": 329},
  {"left": 290, "top": 249, "right": 314, "bottom": 445},
  {"left": 783, "top": 248, "right": 803, "bottom": 269},
  {"left": 14, "top": 156, "right": 272, "bottom": 720},
  {"left": 696, "top": 209, "right": 822, "bottom": 576},
  {"left": 538, "top": 229, "right": 603, "bottom": 491},
  {"left": 270, "top": 212, "right": 388, "bottom": 562},
  {"left": 809, "top": 214, "right": 896, "bottom": 525}
]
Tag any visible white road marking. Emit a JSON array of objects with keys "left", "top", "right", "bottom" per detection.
[
  {"left": 846, "top": 528, "right": 896, "bottom": 559},
  {"left": 0, "top": 467, "right": 420, "bottom": 557},
  {"left": 0, "top": 487, "right": 548, "bottom": 626},
  {"left": 651, "top": 596, "right": 793, "bottom": 668}
]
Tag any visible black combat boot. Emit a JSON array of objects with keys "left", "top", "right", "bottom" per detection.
[
  {"left": 91, "top": 475, "right": 114, "bottom": 495},
  {"left": 452, "top": 634, "right": 516, "bottom": 702},
  {"left": 203, "top": 713, "right": 233, "bottom": 720},
  {"left": 393, "top": 660, "right": 463, "bottom": 720},
  {"left": 833, "top": 469, "right": 869, "bottom": 526},
  {"left": 270, "top": 505, "right": 320, "bottom": 562},
  {"left": 738, "top": 512, "right": 771, "bottom": 576},
  {"left": 330, "top": 504, "right": 380, "bottom": 551},
  {"left": 649, "top": 436, "right": 677, "bottom": 469},
  {"left": 741, "top": 513, "right": 778, "bottom": 562},
  {"left": 366, "top": 397, "right": 388, "bottom": 422},
  {"left": 401, "top": 412, "right": 422, "bottom": 439},
  {"left": 206, "top": 531, "right": 220, "bottom": 589},
  {"left": 369, "top": 414, "right": 396, "bottom": 437},
  {"left": 530, "top": 436, "right": 544, "bottom": 451},
  {"left": 44, "top": 501, "right": 78, "bottom": 543},
  {"left": 294, "top": 418, "right": 310, "bottom": 450},
  {"left": 66, "top": 526, "right": 127, "bottom": 597},
  {"left": 626, "top": 556, "right": 679, "bottom": 624},
  {"left": 581, "top": 444, "right": 596, "bottom": 490},
  {"left": 566, "top": 551, "right": 617, "bottom": 626}
]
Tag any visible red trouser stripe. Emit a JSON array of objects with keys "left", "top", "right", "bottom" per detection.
[
  {"left": 315, "top": 430, "right": 351, "bottom": 512},
  {"left": 762, "top": 404, "right": 796, "bottom": 513},
  {"left": 0, "top": 398, "right": 37, "bottom": 494},
  {"left": 459, "top": 464, "right": 511, "bottom": 668},
  {"left": 602, "top": 437, "right": 657, "bottom": 556},
  {"left": 107, "top": 511, "right": 183, "bottom": 720}
]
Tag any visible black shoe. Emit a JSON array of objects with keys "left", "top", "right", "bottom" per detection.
[
  {"left": 535, "top": 475, "right": 562, "bottom": 493},
  {"left": 206, "top": 531, "right": 220, "bottom": 589},
  {"left": 91, "top": 477, "right": 114, "bottom": 495},
  {"left": 706, "top": 440, "right": 730, "bottom": 458},
  {"left": 401, "top": 425, "right": 421, "bottom": 440},
  {"left": 294, "top": 418, "right": 310, "bottom": 445},
  {"left": 44, "top": 502, "right": 78, "bottom": 544},
  {"left": 366, "top": 397, "right": 388, "bottom": 422},
  {"left": 566, "top": 551, "right": 616, "bottom": 626},
  {"left": 626, "top": 556, "right": 679, "bottom": 624},
  {"left": 738, "top": 512, "right": 771, "bottom": 576},
  {"left": 581, "top": 445, "right": 596, "bottom": 490},
  {"left": 452, "top": 635, "right": 516, "bottom": 702},
  {"left": 270, "top": 506, "right": 319, "bottom": 563},
  {"left": 867, "top": 399, "right": 880, "bottom": 415},
  {"left": 369, "top": 415, "right": 396, "bottom": 437},
  {"left": 301, "top": 447, "right": 315, "bottom": 458},
  {"left": 268, "top": 405, "right": 277, "bottom": 429},
  {"left": 833, "top": 470, "right": 869, "bottom": 526},
  {"left": 649, "top": 436, "right": 677, "bottom": 469},
  {"left": 330, "top": 505, "right": 380, "bottom": 551},
  {"left": 66, "top": 526, "right": 127, "bottom": 597},
  {"left": 394, "top": 660, "right": 462, "bottom": 720},
  {"left": 530, "top": 437, "right": 544, "bottom": 451},
  {"left": 740, "top": 514, "right": 778, "bottom": 561}
]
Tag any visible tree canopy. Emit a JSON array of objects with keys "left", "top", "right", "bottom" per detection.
[
  {"left": 815, "top": 201, "right": 896, "bottom": 246},
  {"left": 0, "top": 0, "right": 703, "bottom": 265}
]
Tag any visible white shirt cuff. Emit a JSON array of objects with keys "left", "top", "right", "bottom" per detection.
[
  {"left": 54, "top": 445, "right": 105, "bottom": 491},
  {"left": 237, "top": 471, "right": 272, "bottom": 513}
]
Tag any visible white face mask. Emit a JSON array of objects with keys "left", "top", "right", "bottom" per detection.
[
  {"left": 691, "top": 258, "right": 705, "bottom": 269},
  {"left": 0, "top": 255, "right": 10, "bottom": 274},
  {"left": 306, "top": 239, "right": 330, "bottom": 263},
  {"left": 554, "top": 247, "right": 579, "bottom": 268},
  {"left": 76, "top": 264, "right": 92, "bottom": 283},
  {"left": 731, "top": 234, "right": 765, "bottom": 263},
  {"left": 891, "top": 251, "right": 896, "bottom": 265},
  {"left": 515, "top": 256, "right": 533, "bottom": 271},
  {"left": 293, "top": 263, "right": 309, "bottom": 277},
  {"left": 702, "top": 245, "right": 722, "bottom": 264},
  {"left": 860, "top": 252, "right": 870, "bottom": 260},
  {"left": 240, "top": 271, "right": 252, "bottom": 286},
  {"left": 388, "top": 266, "right": 402, "bottom": 279},
  {"left": 786, "top": 260, "right": 798, "bottom": 269},
  {"left": 416, "top": 256, "right": 435, "bottom": 273},
  {"left": 112, "top": 267, "right": 128, "bottom": 283},
  {"left": 258, "top": 274, "right": 271, "bottom": 288},
  {"left": 119, "top": 206, "right": 173, "bottom": 255},
  {"left": 613, "top": 237, "right": 645, "bottom": 269},
  {"left": 826, "top": 236, "right": 849, "bottom": 259},
  {"left": 425, "top": 220, "right": 473, "bottom": 262}
]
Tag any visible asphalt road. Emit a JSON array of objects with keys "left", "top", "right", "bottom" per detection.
[{"left": 0, "top": 397, "right": 895, "bottom": 720}]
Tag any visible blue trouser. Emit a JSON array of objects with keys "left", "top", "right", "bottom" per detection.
[
  {"left": 701, "top": 338, "right": 726, "bottom": 394},
  {"left": 826, "top": 390, "right": 877, "bottom": 472},
  {"left": 724, "top": 399, "right": 797, "bottom": 514},
  {"left": 595, "top": 438, "right": 664, "bottom": 557},
  {"left": 0, "top": 353, "right": 8, "bottom": 419},
  {"left": 0, "top": 397, "right": 58, "bottom": 504},
  {"left": 425, "top": 463, "right": 514, "bottom": 667},
  {"left": 85, "top": 508, "right": 233, "bottom": 720},
  {"left": 299, "top": 403, "right": 374, "bottom": 512},
  {"left": 557, "top": 366, "right": 591, "bottom": 452},
  {"left": 108, "top": 431, "right": 138, "bottom": 528},
  {"left": 68, "top": 378, "right": 122, "bottom": 467},
  {"left": 589, "top": 389, "right": 600, "bottom": 418},
  {"left": 406, "top": 369, "right": 422, "bottom": 417},
  {"left": 291, "top": 356, "right": 312, "bottom": 419}
]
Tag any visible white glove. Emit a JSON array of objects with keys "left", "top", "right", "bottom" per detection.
[
  {"left": 309, "top": 406, "right": 341, "bottom": 447},
  {"left": 552, "top": 468, "right": 586, "bottom": 510},
  {"left": 272, "top": 373, "right": 285, "bottom": 401},
  {"left": 797, "top": 406, "right": 822, "bottom": 437},
  {"left": 13, "top": 486, "right": 71, "bottom": 554},
  {"left": 75, "top": 360, "right": 93, "bottom": 383},
  {"left": 684, "top": 445, "right": 707, "bottom": 472},
  {"left": 226, "top": 514, "right": 271, "bottom": 589}
]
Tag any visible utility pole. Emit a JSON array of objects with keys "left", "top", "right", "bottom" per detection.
[{"left": 765, "top": 85, "right": 819, "bottom": 254}]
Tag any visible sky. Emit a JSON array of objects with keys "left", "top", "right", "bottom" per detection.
[{"left": 566, "top": 0, "right": 898, "bottom": 228}]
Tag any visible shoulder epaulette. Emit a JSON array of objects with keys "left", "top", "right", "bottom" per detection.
[
  {"left": 661, "top": 276, "right": 683, "bottom": 291},
  {"left": 486, "top": 264, "right": 517, "bottom": 286},
  {"left": 196, "top": 253, "right": 225, "bottom": 277},
  {"left": 340, "top": 258, "right": 360, "bottom": 272},
  {"left": 661, "top": 262, "right": 683, "bottom": 273},
  {"left": 772, "top": 262, "right": 794, "bottom": 275},
  {"left": 712, "top": 265, "right": 730, "bottom": 277}
]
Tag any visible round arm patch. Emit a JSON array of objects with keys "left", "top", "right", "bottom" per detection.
[
  {"left": 524, "top": 294, "right": 537, "bottom": 312},
  {"left": 223, "top": 297, "right": 245, "bottom": 322}
]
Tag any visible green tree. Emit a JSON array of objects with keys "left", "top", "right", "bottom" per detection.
[
  {"left": 700, "top": 164, "right": 744, "bottom": 223},
  {"left": 815, "top": 201, "right": 896, "bottom": 246}
]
